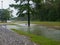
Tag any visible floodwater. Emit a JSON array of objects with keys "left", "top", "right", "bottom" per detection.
[{"left": 6, "top": 24, "right": 60, "bottom": 41}]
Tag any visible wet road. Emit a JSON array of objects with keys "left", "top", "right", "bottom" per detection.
[{"left": 0, "top": 25, "right": 36, "bottom": 45}]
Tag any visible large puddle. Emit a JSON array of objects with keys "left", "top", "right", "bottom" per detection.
[{"left": 5, "top": 24, "right": 60, "bottom": 41}]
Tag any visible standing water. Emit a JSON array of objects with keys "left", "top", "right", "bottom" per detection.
[{"left": 7, "top": 24, "right": 60, "bottom": 41}]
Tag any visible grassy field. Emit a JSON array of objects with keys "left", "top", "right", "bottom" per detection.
[
  {"left": 30, "top": 21, "right": 60, "bottom": 26},
  {"left": 0, "top": 21, "right": 60, "bottom": 26},
  {"left": 12, "top": 29, "right": 60, "bottom": 45},
  {"left": 12, "top": 21, "right": 60, "bottom": 26}
]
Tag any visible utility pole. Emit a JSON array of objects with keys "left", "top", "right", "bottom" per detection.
[{"left": 1, "top": 1, "right": 3, "bottom": 9}]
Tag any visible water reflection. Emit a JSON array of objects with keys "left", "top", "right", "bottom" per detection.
[{"left": 7, "top": 24, "right": 60, "bottom": 41}]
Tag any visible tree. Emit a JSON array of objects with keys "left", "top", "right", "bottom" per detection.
[
  {"left": 10, "top": 0, "right": 35, "bottom": 27},
  {"left": 33, "top": 0, "right": 60, "bottom": 21},
  {"left": 10, "top": 0, "right": 60, "bottom": 22},
  {"left": 0, "top": 9, "right": 12, "bottom": 22}
]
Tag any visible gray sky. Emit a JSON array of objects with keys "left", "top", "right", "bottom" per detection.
[
  {"left": 0, "top": 0, "right": 15, "bottom": 9},
  {"left": 0, "top": 0, "right": 17, "bottom": 17},
  {"left": 0, "top": 0, "right": 35, "bottom": 17}
]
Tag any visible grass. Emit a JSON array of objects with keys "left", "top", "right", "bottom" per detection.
[
  {"left": 11, "top": 29, "right": 60, "bottom": 45},
  {"left": 31, "top": 21, "right": 60, "bottom": 26},
  {"left": 0, "top": 22, "right": 17, "bottom": 25},
  {"left": 0, "top": 21, "right": 60, "bottom": 26},
  {"left": 10, "top": 21, "right": 60, "bottom": 26}
]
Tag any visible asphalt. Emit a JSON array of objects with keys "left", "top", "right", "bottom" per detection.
[{"left": 0, "top": 25, "right": 36, "bottom": 45}]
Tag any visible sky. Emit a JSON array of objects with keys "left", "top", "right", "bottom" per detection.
[
  {"left": 0, "top": 0, "right": 35, "bottom": 17},
  {"left": 0, "top": 0, "right": 17, "bottom": 17}
]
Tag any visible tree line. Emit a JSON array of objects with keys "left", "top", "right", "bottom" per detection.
[
  {"left": 0, "top": 9, "right": 12, "bottom": 22},
  {"left": 10, "top": 0, "right": 60, "bottom": 21}
]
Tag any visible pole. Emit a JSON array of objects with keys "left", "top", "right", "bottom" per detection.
[{"left": 1, "top": 1, "right": 3, "bottom": 9}]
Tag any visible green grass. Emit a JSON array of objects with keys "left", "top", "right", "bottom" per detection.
[
  {"left": 11, "top": 29, "right": 60, "bottom": 45},
  {"left": 31, "top": 21, "right": 60, "bottom": 26}
]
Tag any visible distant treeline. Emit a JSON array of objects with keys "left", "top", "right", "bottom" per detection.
[{"left": 10, "top": 0, "right": 60, "bottom": 21}]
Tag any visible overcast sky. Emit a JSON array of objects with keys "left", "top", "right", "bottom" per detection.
[
  {"left": 0, "top": 0, "right": 17, "bottom": 17},
  {"left": 0, "top": 0, "right": 15, "bottom": 9},
  {"left": 0, "top": 0, "right": 34, "bottom": 17}
]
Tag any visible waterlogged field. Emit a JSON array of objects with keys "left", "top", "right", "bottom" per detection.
[
  {"left": 1, "top": 21, "right": 60, "bottom": 45},
  {"left": 11, "top": 21, "right": 60, "bottom": 26},
  {"left": 11, "top": 29, "right": 60, "bottom": 45}
]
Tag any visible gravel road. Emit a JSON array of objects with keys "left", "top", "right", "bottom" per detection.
[{"left": 0, "top": 25, "right": 36, "bottom": 45}]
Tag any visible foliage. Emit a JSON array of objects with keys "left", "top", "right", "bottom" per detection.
[
  {"left": 33, "top": 0, "right": 60, "bottom": 21},
  {"left": 0, "top": 9, "right": 12, "bottom": 22},
  {"left": 10, "top": 0, "right": 60, "bottom": 21}
]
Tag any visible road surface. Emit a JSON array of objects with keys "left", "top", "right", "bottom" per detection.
[{"left": 0, "top": 25, "right": 36, "bottom": 45}]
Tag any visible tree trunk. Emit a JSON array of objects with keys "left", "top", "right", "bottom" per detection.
[{"left": 28, "top": 0, "right": 30, "bottom": 27}]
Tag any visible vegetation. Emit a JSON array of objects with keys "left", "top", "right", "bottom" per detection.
[
  {"left": 0, "top": 9, "right": 12, "bottom": 22},
  {"left": 31, "top": 21, "right": 60, "bottom": 26},
  {"left": 12, "top": 29, "right": 60, "bottom": 45},
  {"left": 8, "top": 21, "right": 60, "bottom": 26},
  {"left": 10, "top": 0, "right": 60, "bottom": 21},
  {"left": 0, "top": 0, "right": 60, "bottom": 45}
]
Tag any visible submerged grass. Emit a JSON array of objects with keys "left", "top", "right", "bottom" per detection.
[{"left": 11, "top": 29, "right": 60, "bottom": 45}]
